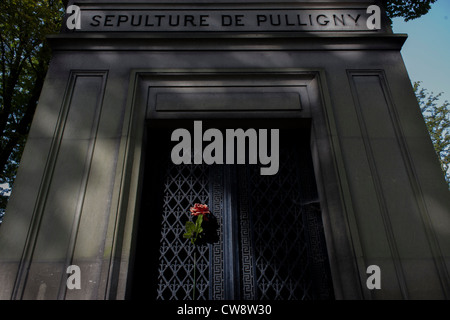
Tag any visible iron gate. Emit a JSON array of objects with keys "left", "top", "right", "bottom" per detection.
[{"left": 131, "top": 126, "right": 334, "bottom": 300}]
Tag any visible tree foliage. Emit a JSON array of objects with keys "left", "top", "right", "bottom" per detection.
[
  {"left": 0, "top": 0, "right": 65, "bottom": 221},
  {"left": 382, "top": 0, "right": 438, "bottom": 21},
  {"left": 414, "top": 81, "right": 450, "bottom": 188}
]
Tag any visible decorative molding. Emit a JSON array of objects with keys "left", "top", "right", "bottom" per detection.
[
  {"left": 112, "top": 68, "right": 362, "bottom": 299},
  {"left": 348, "top": 70, "right": 450, "bottom": 298},
  {"left": 12, "top": 71, "right": 108, "bottom": 300}
]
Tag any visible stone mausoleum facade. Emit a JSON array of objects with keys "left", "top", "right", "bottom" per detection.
[{"left": 0, "top": 0, "right": 449, "bottom": 300}]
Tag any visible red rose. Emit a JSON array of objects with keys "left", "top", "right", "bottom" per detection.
[{"left": 190, "top": 203, "right": 210, "bottom": 221}]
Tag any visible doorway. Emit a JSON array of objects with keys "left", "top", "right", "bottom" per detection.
[{"left": 129, "top": 119, "right": 334, "bottom": 300}]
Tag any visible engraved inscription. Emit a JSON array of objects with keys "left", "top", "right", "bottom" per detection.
[{"left": 68, "top": 9, "right": 375, "bottom": 32}]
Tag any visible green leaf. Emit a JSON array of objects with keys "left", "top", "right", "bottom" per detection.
[
  {"left": 183, "top": 232, "right": 192, "bottom": 239},
  {"left": 184, "top": 214, "right": 206, "bottom": 245},
  {"left": 185, "top": 221, "right": 195, "bottom": 232}
]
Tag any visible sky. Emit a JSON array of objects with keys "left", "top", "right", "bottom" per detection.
[{"left": 392, "top": 1, "right": 450, "bottom": 103}]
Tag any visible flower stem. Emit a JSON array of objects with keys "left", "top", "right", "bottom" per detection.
[{"left": 193, "top": 246, "right": 197, "bottom": 300}]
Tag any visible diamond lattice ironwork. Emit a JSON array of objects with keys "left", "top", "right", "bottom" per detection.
[
  {"left": 242, "top": 142, "right": 333, "bottom": 300},
  {"left": 151, "top": 128, "right": 333, "bottom": 301},
  {"left": 156, "top": 162, "right": 210, "bottom": 300}
]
